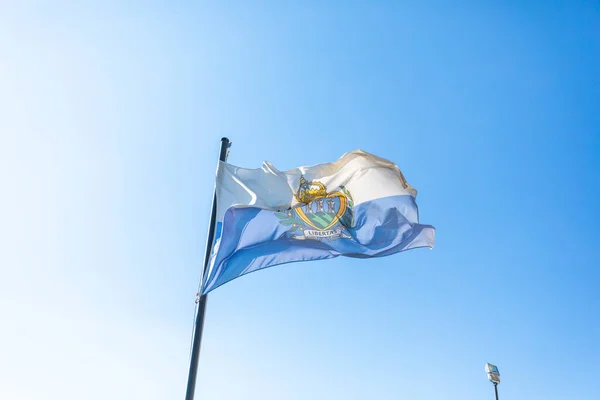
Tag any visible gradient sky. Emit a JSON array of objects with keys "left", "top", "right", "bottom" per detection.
[{"left": 1, "top": 2, "right": 599, "bottom": 400}]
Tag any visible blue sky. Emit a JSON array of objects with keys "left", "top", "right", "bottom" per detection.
[{"left": 1, "top": 1, "right": 599, "bottom": 399}]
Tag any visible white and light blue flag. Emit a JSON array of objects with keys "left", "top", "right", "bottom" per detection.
[{"left": 202, "top": 150, "right": 435, "bottom": 294}]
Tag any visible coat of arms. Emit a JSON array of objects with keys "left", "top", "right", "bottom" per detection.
[{"left": 276, "top": 176, "right": 354, "bottom": 241}]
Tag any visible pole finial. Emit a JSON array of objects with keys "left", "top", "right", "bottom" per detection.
[{"left": 220, "top": 137, "right": 232, "bottom": 150}]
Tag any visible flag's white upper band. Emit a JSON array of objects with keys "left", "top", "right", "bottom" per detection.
[{"left": 216, "top": 150, "right": 417, "bottom": 221}]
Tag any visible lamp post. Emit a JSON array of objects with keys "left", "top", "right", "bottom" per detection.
[{"left": 485, "top": 363, "right": 500, "bottom": 400}]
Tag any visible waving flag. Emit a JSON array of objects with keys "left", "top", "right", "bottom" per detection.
[{"left": 201, "top": 150, "right": 435, "bottom": 294}]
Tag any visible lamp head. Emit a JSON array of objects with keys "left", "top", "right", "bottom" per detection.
[{"left": 485, "top": 363, "right": 500, "bottom": 384}]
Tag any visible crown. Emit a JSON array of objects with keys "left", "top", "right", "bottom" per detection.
[{"left": 295, "top": 176, "right": 327, "bottom": 203}]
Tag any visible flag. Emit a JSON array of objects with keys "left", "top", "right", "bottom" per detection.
[{"left": 201, "top": 150, "right": 435, "bottom": 294}]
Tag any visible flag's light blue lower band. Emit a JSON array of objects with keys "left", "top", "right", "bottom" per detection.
[{"left": 202, "top": 195, "right": 435, "bottom": 294}]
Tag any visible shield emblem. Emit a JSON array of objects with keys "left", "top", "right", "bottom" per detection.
[{"left": 294, "top": 193, "right": 348, "bottom": 231}]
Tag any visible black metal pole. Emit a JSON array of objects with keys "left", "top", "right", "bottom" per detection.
[
  {"left": 494, "top": 382, "right": 499, "bottom": 400},
  {"left": 185, "top": 137, "right": 231, "bottom": 400}
]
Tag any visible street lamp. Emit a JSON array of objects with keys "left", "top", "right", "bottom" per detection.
[{"left": 485, "top": 363, "right": 500, "bottom": 400}]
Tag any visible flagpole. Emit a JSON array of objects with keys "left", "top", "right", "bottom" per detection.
[{"left": 185, "top": 137, "right": 231, "bottom": 400}]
